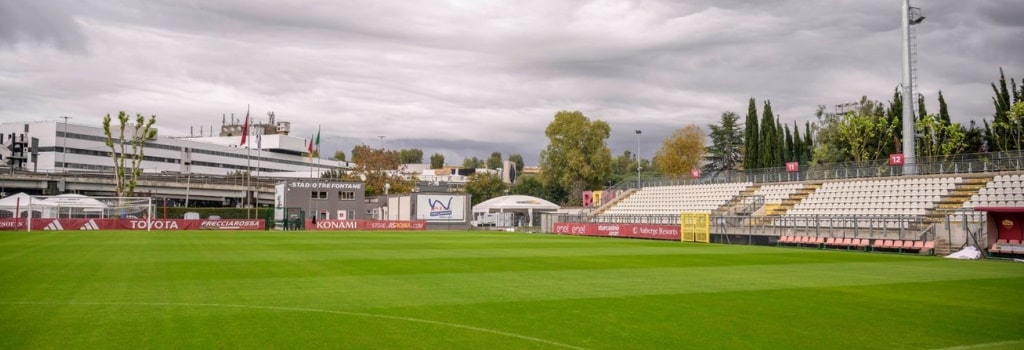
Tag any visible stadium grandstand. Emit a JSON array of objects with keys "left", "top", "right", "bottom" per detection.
[{"left": 552, "top": 152, "right": 1024, "bottom": 257}]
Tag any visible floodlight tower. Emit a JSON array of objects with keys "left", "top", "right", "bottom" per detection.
[
  {"left": 635, "top": 129, "right": 642, "bottom": 188},
  {"left": 902, "top": 0, "right": 925, "bottom": 174}
]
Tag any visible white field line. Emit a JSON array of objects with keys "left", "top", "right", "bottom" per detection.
[
  {"left": 1, "top": 301, "right": 586, "bottom": 350},
  {"left": 934, "top": 339, "right": 1024, "bottom": 350}
]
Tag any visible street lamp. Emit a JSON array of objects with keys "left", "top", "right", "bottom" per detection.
[
  {"left": 59, "top": 116, "right": 70, "bottom": 174},
  {"left": 635, "top": 129, "right": 642, "bottom": 188}
]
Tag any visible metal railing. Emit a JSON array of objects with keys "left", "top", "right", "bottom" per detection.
[{"left": 610, "top": 150, "right": 1024, "bottom": 190}]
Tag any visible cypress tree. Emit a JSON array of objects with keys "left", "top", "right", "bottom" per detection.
[
  {"left": 784, "top": 124, "right": 794, "bottom": 162},
  {"left": 917, "top": 93, "right": 928, "bottom": 121},
  {"left": 743, "top": 98, "right": 759, "bottom": 169},
  {"left": 760, "top": 101, "right": 776, "bottom": 168},
  {"left": 792, "top": 121, "right": 803, "bottom": 163},
  {"left": 776, "top": 120, "right": 785, "bottom": 166},
  {"left": 804, "top": 122, "right": 814, "bottom": 162}
]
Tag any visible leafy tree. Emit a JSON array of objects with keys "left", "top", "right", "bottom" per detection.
[
  {"left": 462, "top": 156, "right": 483, "bottom": 169},
  {"left": 509, "top": 175, "right": 546, "bottom": 198},
  {"left": 703, "top": 111, "right": 743, "bottom": 176},
  {"left": 991, "top": 101, "right": 1024, "bottom": 151},
  {"left": 344, "top": 145, "right": 412, "bottom": 196},
  {"left": 507, "top": 154, "right": 524, "bottom": 174},
  {"left": 321, "top": 168, "right": 343, "bottom": 179},
  {"left": 429, "top": 153, "right": 445, "bottom": 169},
  {"left": 811, "top": 105, "right": 849, "bottom": 164},
  {"left": 398, "top": 148, "right": 424, "bottom": 164},
  {"left": 539, "top": 111, "right": 612, "bottom": 206},
  {"left": 102, "top": 111, "right": 156, "bottom": 198},
  {"left": 743, "top": 98, "right": 759, "bottom": 169},
  {"left": 611, "top": 150, "right": 634, "bottom": 175},
  {"left": 509, "top": 175, "right": 566, "bottom": 204},
  {"left": 655, "top": 124, "right": 705, "bottom": 176},
  {"left": 486, "top": 152, "right": 503, "bottom": 169},
  {"left": 607, "top": 150, "right": 636, "bottom": 186},
  {"left": 963, "top": 120, "right": 986, "bottom": 153},
  {"left": 332, "top": 151, "right": 346, "bottom": 162},
  {"left": 464, "top": 172, "right": 507, "bottom": 206},
  {"left": 916, "top": 113, "right": 967, "bottom": 159},
  {"left": 985, "top": 68, "right": 1023, "bottom": 151},
  {"left": 350, "top": 145, "right": 364, "bottom": 163},
  {"left": 834, "top": 107, "right": 899, "bottom": 162}
]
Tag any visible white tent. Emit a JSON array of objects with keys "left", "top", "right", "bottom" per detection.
[
  {"left": 39, "top": 194, "right": 109, "bottom": 218},
  {"left": 472, "top": 195, "right": 560, "bottom": 227},
  {"left": 0, "top": 192, "right": 38, "bottom": 216}
]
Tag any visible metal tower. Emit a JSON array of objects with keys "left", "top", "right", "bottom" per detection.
[{"left": 902, "top": 0, "right": 925, "bottom": 174}]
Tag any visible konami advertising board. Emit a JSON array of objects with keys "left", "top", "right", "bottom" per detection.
[
  {"left": 552, "top": 223, "right": 681, "bottom": 241},
  {"left": 306, "top": 220, "right": 427, "bottom": 230}
]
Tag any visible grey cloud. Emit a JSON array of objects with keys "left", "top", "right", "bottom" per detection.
[
  {"left": 0, "top": 0, "right": 87, "bottom": 51},
  {"left": 1, "top": 0, "right": 1022, "bottom": 167}
]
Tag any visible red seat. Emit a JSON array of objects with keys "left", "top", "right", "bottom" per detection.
[
  {"left": 880, "top": 240, "right": 893, "bottom": 249},
  {"left": 923, "top": 241, "right": 936, "bottom": 255},
  {"left": 1010, "top": 240, "right": 1021, "bottom": 245},
  {"left": 841, "top": 238, "right": 852, "bottom": 247},
  {"left": 854, "top": 239, "right": 869, "bottom": 249}
]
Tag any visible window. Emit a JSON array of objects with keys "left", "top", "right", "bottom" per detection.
[
  {"left": 339, "top": 191, "right": 355, "bottom": 200},
  {"left": 311, "top": 191, "right": 328, "bottom": 200}
]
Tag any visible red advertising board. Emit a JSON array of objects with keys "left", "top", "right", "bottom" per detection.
[
  {"left": 306, "top": 220, "right": 428, "bottom": 231},
  {"left": 0, "top": 218, "right": 264, "bottom": 231},
  {"left": 552, "top": 223, "right": 680, "bottom": 241},
  {"left": 0, "top": 218, "right": 429, "bottom": 231},
  {"left": 785, "top": 162, "right": 799, "bottom": 172},
  {"left": 690, "top": 168, "right": 702, "bottom": 178}
]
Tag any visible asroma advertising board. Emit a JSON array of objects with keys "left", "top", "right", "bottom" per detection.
[
  {"left": 307, "top": 220, "right": 427, "bottom": 231},
  {"left": 552, "top": 223, "right": 681, "bottom": 241},
  {"left": 0, "top": 218, "right": 263, "bottom": 231}
]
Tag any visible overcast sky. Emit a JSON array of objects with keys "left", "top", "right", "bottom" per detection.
[{"left": 1, "top": 0, "right": 1022, "bottom": 165}]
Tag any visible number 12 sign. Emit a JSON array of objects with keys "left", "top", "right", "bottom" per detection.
[{"left": 889, "top": 153, "right": 905, "bottom": 166}]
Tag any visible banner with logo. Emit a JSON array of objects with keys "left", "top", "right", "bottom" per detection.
[
  {"left": 416, "top": 195, "right": 466, "bottom": 222},
  {"left": 0, "top": 218, "right": 263, "bottom": 231},
  {"left": 552, "top": 223, "right": 681, "bottom": 241},
  {"left": 307, "top": 220, "right": 427, "bottom": 231}
]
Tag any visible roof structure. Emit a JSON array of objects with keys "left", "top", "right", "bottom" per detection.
[{"left": 472, "top": 195, "right": 559, "bottom": 213}]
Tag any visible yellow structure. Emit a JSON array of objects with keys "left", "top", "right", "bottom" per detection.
[{"left": 680, "top": 212, "right": 710, "bottom": 243}]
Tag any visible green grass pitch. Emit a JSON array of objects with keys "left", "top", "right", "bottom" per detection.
[{"left": 1, "top": 230, "right": 1022, "bottom": 349}]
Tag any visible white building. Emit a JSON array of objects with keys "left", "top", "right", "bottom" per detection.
[{"left": 0, "top": 120, "right": 346, "bottom": 176}]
